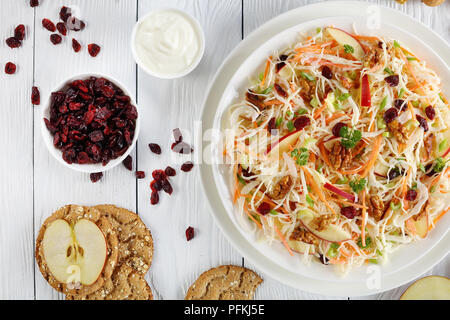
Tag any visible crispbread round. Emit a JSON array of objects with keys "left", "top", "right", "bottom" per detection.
[
  {"left": 185, "top": 265, "right": 263, "bottom": 300},
  {"left": 93, "top": 204, "right": 153, "bottom": 275},
  {"left": 66, "top": 264, "right": 153, "bottom": 300},
  {"left": 35, "top": 205, "right": 119, "bottom": 296}
]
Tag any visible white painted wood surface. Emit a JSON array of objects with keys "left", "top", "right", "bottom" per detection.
[{"left": 0, "top": 0, "right": 448, "bottom": 300}]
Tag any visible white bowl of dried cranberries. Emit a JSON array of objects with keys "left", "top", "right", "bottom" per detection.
[{"left": 41, "top": 74, "right": 140, "bottom": 173}]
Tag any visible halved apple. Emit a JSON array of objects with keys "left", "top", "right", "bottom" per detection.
[
  {"left": 400, "top": 276, "right": 450, "bottom": 300},
  {"left": 406, "top": 215, "right": 429, "bottom": 238},
  {"left": 360, "top": 74, "right": 371, "bottom": 107},
  {"left": 42, "top": 219, "right": 107, "bottom": 286},
  {"left": 325, "top": 27, "right": 365, "bottom": 60},
  {"left": 299, "top": 212, "right": 352, "bottom": 243},
  {"left": 287, "top": 240, "right": 316, "bottom": 254},
  {"left": 266, "top": 130, "right": 302, "bottom": 157}
]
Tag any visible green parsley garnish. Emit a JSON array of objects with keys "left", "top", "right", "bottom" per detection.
[
  {"left": 433, "top": 157, "right": 448, "bottom": 173},
  {"left": 349, "top": 178, "right": 367, "bottom": 193},
  {"left": 305, "top": 194, "right": 314, "bottom": 207},
  {"left": 343, "top": 44, "right": 354, "bottom": 53},
  {"left": 291, "top": 147, "right": 309, "bottom": 166},
  {"left": 339, "top": 126, "right": 362, "bottom": 149}
]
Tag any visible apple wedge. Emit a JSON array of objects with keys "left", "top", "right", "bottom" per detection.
[
  {"left": 406, "top": 215, "right": 429, "bottom": 238},
  {"left": 287, "top": 240, "right": 316, "bottom": 255},
  {"left": 266, "top": 130, "right": 302, "bottom": 157},
  {"left": 325, "top": 27, "right": 365, "bottom": 60},
  {"left": 42, "top": 218, "right": 107, "bottom": 286},
  {"left": 400, "top": 276, "right": 450, "bottom": 300},
  {"left": 360, "top": 74, "right": 371, "bottom": 107},
  {"left": 299, "top": 212, "right": 351, "bottom": 243}
]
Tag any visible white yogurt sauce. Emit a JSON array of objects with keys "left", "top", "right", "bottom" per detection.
[{"left": 135, "top": 9, "right": 202, "bottom": 76}]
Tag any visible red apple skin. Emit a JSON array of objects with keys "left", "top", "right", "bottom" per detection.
[
  {"left": 360, "top": 74, "right": 371, "bottom": 107},
  {"left": 265, "top": 129, "right": 301, "bottom": 155},
  {"left": 325, "top": 27, "right": 367, "bottom": 55},
  {"left": 299, "top": 218, "right": 352, "bottom": 243}
]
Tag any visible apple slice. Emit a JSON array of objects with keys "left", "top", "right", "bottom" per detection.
[
  {"left": 400, "top": 276, "right": 450, "bottom": 300},
  {"left": 299, "top": 212, "right": 351, "bottom": 243},
  {"left": 360, "top": 74, "right": 371, "bottom": 107},
  {"left": 324, "top": 91, "right": 337, "bottom": 112},
  {"left": 266, "top": 130, "right": 302, "bottom": 157},
  {"left": 42, "top": 218, "right": 107, "bottom": 285},
  {"left": 287, "top": 240, "right": 316, "bottom": 254},
  {"left": 406, "top": 215, "right": 429, "bottom": 238},
  {"left": 325, "top": 27, "right": 365, "bottom": 60}
]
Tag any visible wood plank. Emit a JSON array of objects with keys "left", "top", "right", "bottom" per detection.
[
  {"left": 0, "top": 0, "right": 35, "bottom": 300},
  {"left": 33, "top": 0, "right": 137, "bottom": 300},
  {"left": 136, "top": 0, "right": 243, "bottom": 299}
]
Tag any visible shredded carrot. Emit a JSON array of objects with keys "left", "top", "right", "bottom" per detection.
[
  {"left": 429, "top": 207, "right": 450, "bottom": 230},
  {"left": 361, "top": 135, "right": 383, "bottom": 177},
  {"left": 400, "top": 46, "right": 421, "bottom": 62},
  {"left": 353, "top": 34, "right": 381, "bottom": 42},
  {"left": 264, "top": 216, "right": 294, "bottom": 256},
  {"left": 244, "top": 205, "right": 262, "bottom": 229},
  {"left": 313, "top": 102, "right": 327, "bottom": 119},
  {"left": 233, "top": 164, "right": 240, "bottom": 203},
  {"left": 407, "top": 101, "right": 415, "bottom": 120},
  {"left": 332, "top": 198, "right": 368, "bottom": 209},
  {"left": 260, "top": 57, "right": 271, "bottom": 87},
  {"left": 264, "top": 99, "right": 284, "bottom": 106},
  {"left": 302, "top": 167, "right": 336, "bottom": 215},
  {"left": 325, "top": 113, "right": 346, "bottom": 125},
  {"left": 361, "top": 190, "right": 367, "bottom": 247}
]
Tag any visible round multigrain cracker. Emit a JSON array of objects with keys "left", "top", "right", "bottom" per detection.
[
  {"left": 35, "top": 205, "right": 119, "bottom": 296},
  {"left": 66, "top": 264, "right": 153, "bottom": 300},
  {"left": 93, "top": 204, "right": 153, "bottom": 275},
  {"left": 185, "top": 265, "right": 263, "bottom": 300}
]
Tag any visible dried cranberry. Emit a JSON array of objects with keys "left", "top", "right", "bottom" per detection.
[
  {"left": 172, "top": 141, "right": 193, "bottom": 154},
  {"left": 186, "top": 227, "right": 195, "bottom": 241},
  {"left": 332, "top": 122, "right": 346, "bottom": 137},
  {"left": 148, "top": 143, "right": 161, "bottom": 154},
  {"left": 56, "top": 22, "right": 67, "bottom": 36},
  {"left": 88, "top": 130, "right": 104, "bottom": 142},
  {"left": 14, "top": 25, "right": 25, "bottom": 40},
  {"left": 274, "top": 83, "right": 287, "bottom": 98},
  {"left": 294, "top": 116, "right": 311, "bottom": 131},
  {"left": 150, "top": 180, "right": 162, "bottom": 192},
  {"left": 50, "top": 34, "right": 62, "bottom": 45},
  {"left": 321, "top": 66, "right": 333, "bottom": 79},
  {"left": 318, "top": 254, "right": 329, "bottom": 265},
  {"left": 405, "top": 189, "right": 417, "bottom": 201},
  {"left": 152, "top": 170, "right": 166, "bottom": 181},
  {"left": 383, "top": 108, "right": 398, "bottom": 124},
  {"left": 425, "top": 106, "right": 435, "bottom": 120},
  {"left": 72, "top": 38, "right": 81, "bottom": 52},
  {"left": 173, "top": 128, "right": 183, "bottom": 142},
  {"left": 59, "top": 6, "right": 72, "bottom": 22},
  {"left": 181, "top": 162, "right": 194, "bottom": 172},
  {"left": 388, "top": 167, "right": 403, "bottom": 181},
  {"left": 275, "top": 54, "right": 288, "bottom": 73},
  {"left": 42, "top": 18, "right": 56, "bottom": 32},
  {"left": 257, "top": 202, "right": 271, "bottom": 215},
  {"left": 150, "top": 191, "right": 159, "bottom": 205},
  {"left": 122, "top": 155, "right": 133, "bottom": 171},
  {"left": 6, "top": 37, "right": 21, "bottom": 48},
  {"left": 30, "top": 0, "right": 39, "bottom": 7},
  {"left": 394, "top": 99, "right": 407, "bottom": 111},
  {"left": 135, "top": 171, "right": 145, "bottom": 179},
  {"left": 90, "top": 172, "right": 103, "bottom": 183},
  {"left": 161, "top": 179, "right": 173, "bottom": 195},
  {"left": 416, "top": 115, "right": 429, "bottom": 132},
  {"left": 267, "top": 117, "right": 276, "bottom": 134},
  {"left": 5, "top": 62, "right": 16, "bottom": 75},
  {"left": 165, "top": 166, "right": 176, "bottom": 177},
  {"left": 31, "top": 86, "right": 40, "bottom": 105},
  {"left": 67, "top": 17, "right": 85, "bottom": 31},
  {"left": 384, "top": 75, "right": 399, "bottom": 87},
  {"left": 341, "top": 206, "right": 359, "bottom": 219},
  {"left": 88, "top": 43, "right": 101, "bottom": 57}
]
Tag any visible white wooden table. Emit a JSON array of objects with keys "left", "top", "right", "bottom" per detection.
[{"left": 0, "top": 0, "right": 448, "bottom": 300}]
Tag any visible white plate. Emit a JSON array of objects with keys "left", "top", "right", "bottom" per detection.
[{"left": 200, "top": 1, "right": 449, "bottom": 297}]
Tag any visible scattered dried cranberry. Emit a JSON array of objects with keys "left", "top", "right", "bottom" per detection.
[
  {"left": 30, "top": 0, "right": 39, "bottom": 7},
  {"left": 186, "top": 226, "right": 195, "bottom": 241},
  {"left": 59, "top": 6, "right": 72, "bottom": 22},
  {"left": 274, "top": 83, "right": 287, "bottom": 98},
  {"left": 257, "top": 202, "right": 271, "bottom": 215},
  {"left": 31, "top": 86, "right": 40, "bottom": 105},
  {"left": 294, "top": 116, "right": 311, "bottom": 131},
  {"left": 50, "top": 34, "right": 62, "bottom": 45},
  {"left": 150, "top": 180, "right": 162, "bottom": 192},
  {"left": 384, "top": 75, "right": 399, "bottom": 87},
  {"left": 72, "top": 38, "right": 81, "bottom": 52},
  {"left": 67, "top": 17, "right": 85, "bottom": 31},
  {"left": 318, "top": 254, "right": 329, "bottom": 265},
  {"left": 42, "top": 18, "right": 56, "bottom": 32},
  {"left": 275, "top": 54, "right": 288, "bottom": 73},
  {"left": 123, "top": 155, "right": 133, "bottom": 171},
  {"left": 172, "top": 142, "right": 193, "bottom": 154},
  {"left": 425, "top": 106, "right": 435, "bottom": 120},
  {"left": 332, "top": 122, "right": 346, "bottom": 137},
  {"left": 341, "top": 206, "right": 359, "bottom": 219},
  {"left": 416, "top": 115, "right": 429, "bottom": 132},
  {"left": 165, "top": 166, "right": 176, "bottom": 177},
  {"left": 267, "top": 117, "right": 276, "bottom": 134},
  {"left": 388, "top": 167, "right": 403, "bottom": 181},
  {"left": 88, "top": 43, "right": 101, "bottom": 57},
  {"left": 14, "top": 25, "right": 25, "bottom": 40},
  {"left": 150, "top": 191, "right": 159, "bottom": 205},
  {"left": 161, "top": 179, "right": 173, "bottom": 195},
  {"left": 5, "top": 62, "right": 16, "bottom": 75},
  {"left": 321, "top": 66, "right": 333, "bottom": 79},
  {"left": 173, "top": 128, "right": 183, "bottom": 142},
  {"left": 56, "top": 22, "right": 67, "bottom": 36},
  {"left": 135, "top": 171, "right": 145, "bottom": 179},
  {"left": 90, "top": 172, "right": 103, "bottom": 183},
  {"left": 405, "top": 189, "right": 417, "bottom": 201},
  {"left": 383, "top": 108, "right": 398, "bottom": 124},
  {"left": 394, "top": 99, "right": 407, "bottom": 111},
  {"left": 152, "top": 170, "right": 166, "bottom": 181},
  {"left": 181, "top": 162, "right": 194, "bottom": 172},
  {"left": 6, "top": 37, "right": 21, "bottom": 48},
  {"left": 148, "top": 143, "right": 161, "bottom": 154}
]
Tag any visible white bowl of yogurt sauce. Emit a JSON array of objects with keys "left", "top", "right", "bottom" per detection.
[{"left": 131, "top": 8, "right": 205, "bottom": 79}]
